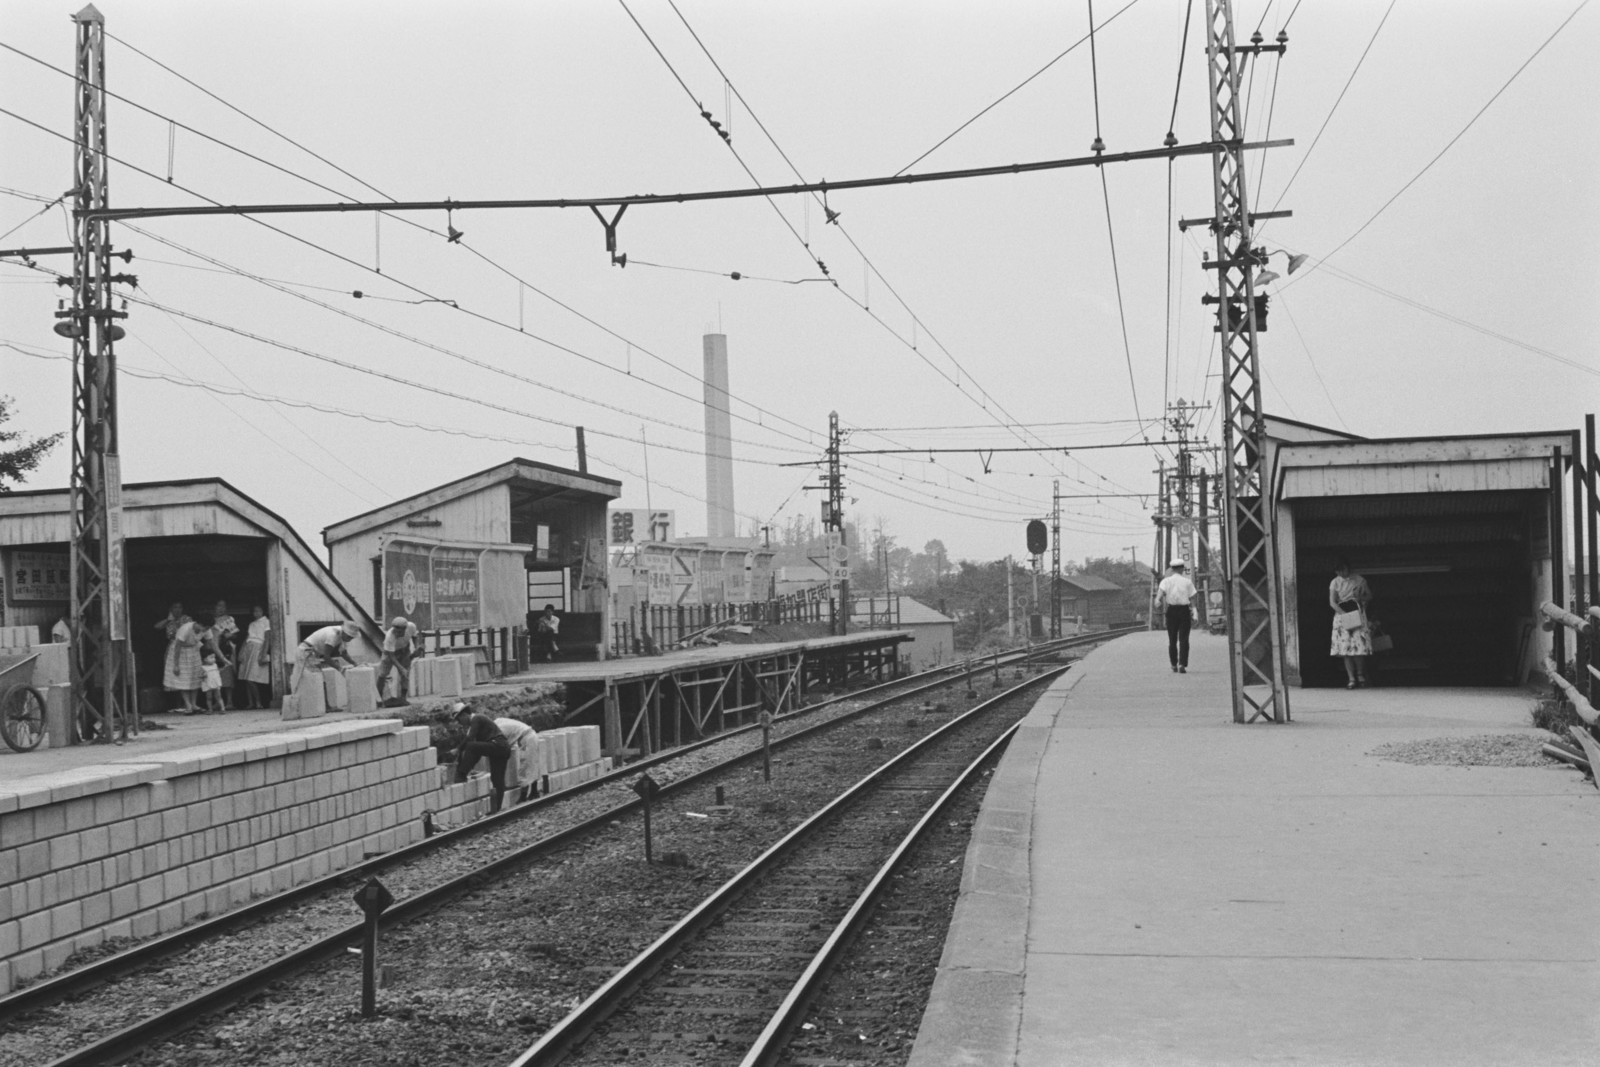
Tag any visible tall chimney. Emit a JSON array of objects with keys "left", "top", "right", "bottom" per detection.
[{"left": 703, "top": 333, "right": 736, "bottom": 538}]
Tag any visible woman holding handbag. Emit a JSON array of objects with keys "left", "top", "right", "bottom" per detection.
[{"left": 1329, "top": 557, "right": 1373, "bottom": 689}]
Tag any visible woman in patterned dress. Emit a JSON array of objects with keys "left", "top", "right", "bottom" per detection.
[
  {"left": 1328, "top": 558, "right": 1373, "bottom": 689},
  {"left": 162, "top": 610, "right": 204, "bottom": 713}
]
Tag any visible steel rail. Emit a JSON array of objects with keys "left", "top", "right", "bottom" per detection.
[
  {"left": 0, "top": 628, "right": 1112, "bottom": 1024},
  {"left": 738, "top": 721, "right": 1019, "bottom": 1067},
  {"left": 29, "top": 639, "right": 1113, "bottom": 1067},
  {"left": 506, "top": 666, "right": 1067, "bottom": 1067}
]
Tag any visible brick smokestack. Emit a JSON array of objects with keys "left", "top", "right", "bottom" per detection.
[{"left": 703, "top": 333, "right": 736, "bottom": 538}]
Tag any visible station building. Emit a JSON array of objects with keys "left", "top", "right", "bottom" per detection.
[
  {"left": 0, "top": 478, "right": 378, "bottom": 707},
  {"left": 322, "top": 458, "right": 620, "bottom": 657},
  {"left": 1266, "top": 416, "right": 1579, "bottom": 688}
]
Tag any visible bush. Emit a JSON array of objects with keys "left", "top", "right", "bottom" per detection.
[
  {"left": 1531, "top": 694, "right": 1586, "bottom": 738},
  {"left": 380, "top": 684, "right": 567, "bottom": 764}
]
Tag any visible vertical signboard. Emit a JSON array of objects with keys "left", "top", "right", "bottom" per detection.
[
  {"left": 383, "top": 544, "right": 435, "bottom": 630},
  {"left": 105, "top": 454, "right": 126, "bottom": 639},
  {"left": 431, "top": 554, "right": 481, "bottom": 628}
]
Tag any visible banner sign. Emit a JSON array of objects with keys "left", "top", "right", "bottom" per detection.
[
  {"left": 10, "top": 550, "right": 70, "bottom": 602},
  {"left": 383, "top": 545, "right": 435, "bottom": 629},
  {"left": 431, "top": 555, "right": 481, "bottom": 628},
  {"left": 105, "top": 454, "right": 127, "bottom": 639}
]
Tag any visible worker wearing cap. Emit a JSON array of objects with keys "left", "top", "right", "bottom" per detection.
[
  {"left": 292, "top": 620, "right": 360, "bottom": 695},
  {"left": 1156, "top": 559, "right": 1198, "bottom": 674},
  {"left": 453, "top": 702, "right": 512, "bottom": 814},
  {"left": 375, "top": 615, "right": 421, "bottom": 706}
]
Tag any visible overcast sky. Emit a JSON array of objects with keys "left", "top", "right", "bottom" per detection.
[{"left": 1, "top": 1, "right": 1595, "bottom": 567}]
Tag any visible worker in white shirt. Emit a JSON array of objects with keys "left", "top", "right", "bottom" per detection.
[
  {"left": 1155, "top": 559, "right": 1198, "bottom": 673},
  {"left": 375, "top": 616, "right": 421, "bottom": 706},
  {"left": 495, "top": 716, "right": 539, "bottom": 804}
]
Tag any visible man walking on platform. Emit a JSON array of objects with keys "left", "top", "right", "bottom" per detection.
[{"left": 1156, "top": 559, "right": 1197, "bottom": 674}]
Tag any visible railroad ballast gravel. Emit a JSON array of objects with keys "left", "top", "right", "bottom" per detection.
[{"left": 1369, "top": 732, "right": 1568, "bottom": 768}]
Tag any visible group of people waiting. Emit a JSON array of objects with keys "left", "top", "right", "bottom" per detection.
[{"left": 157, "top": 600, "right": 272, "bottom": 714}]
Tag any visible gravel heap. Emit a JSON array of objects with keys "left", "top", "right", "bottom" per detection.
[{"left": 1369, "top": 733, "right": 1566, "bottom": 768}]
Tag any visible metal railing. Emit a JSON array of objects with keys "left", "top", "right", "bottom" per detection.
[
  {"left": 1540, "top": 601, "right": 1600, "bottom": 784},
  {"left": 419, "top": 625, "right": 527, "bottom": 679}
]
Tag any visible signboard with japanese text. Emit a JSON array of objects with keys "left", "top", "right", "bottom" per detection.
[
  {"left": 106, "top": 454, "right": 127, "bottom": 639},
  {"left": 10, "top": 550, "right": 70, "bottom": 602},
  {"left": 431, "top": 555, "right": 481, "bottom": 629},
  {"left": 641, "top": 545, "right": 674, "bottom": 601},
  {"left": 608, "top": 508, "right": 675, "bottom": 546},
  {"left": 382, "top": 544, "right": 435, "bottom": 630}
]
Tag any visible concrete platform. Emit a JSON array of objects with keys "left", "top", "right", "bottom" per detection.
[
  {"left": 911, "top": 631, "right": 1599, "bottom": 1067},
  {"left": 508, "top": 629, "right": 910, "bottom": 684}
]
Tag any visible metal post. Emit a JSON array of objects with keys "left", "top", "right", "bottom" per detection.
[
  {"left": 1202, "top": 0, "right": 1290, "bottom": 723},
  {"left": 760, "top": 709, "right": 772, "bottom": 783},
  {"left": 1051, "top": 479, "right": 1062, "bottom": 638},
  {"left": 1550, "top": 449, "right": 1566, "bottom": 673},
  {"left": 66, "top": 5, "right": 130, "bottom": 744},
  {"left": 352, "top": 878, "right": 394, "bottom": 1018},
  {"left": 1574, "top": 431, "right": 1588, "bottom": 692}
]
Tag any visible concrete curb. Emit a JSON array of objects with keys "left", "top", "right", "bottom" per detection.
[{"left": 906, "top": 658, "right": 1092, "bottom": 1067}]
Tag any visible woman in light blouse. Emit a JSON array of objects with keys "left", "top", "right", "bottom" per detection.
[{"left": 1329, "top": 557, "right": 1373, "bottom": 689}]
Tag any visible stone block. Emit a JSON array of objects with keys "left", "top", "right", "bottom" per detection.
[
  {"left": 48, "top": 899, "right": 83, "bottom": 940},
  {"left": 10, "top": 947, "right": 45, "bottom": 984},
  {"left": 72, "top": 926, "right": 105, "bottom": 956},
  {"left": 43, "top": 683, "right": 73, "bottom": 749},
  {"left": 32, "top": 641, "right": 70, "bottom": 686},
  {"left": 129, "top": 910, "right": 159, "bottom": 939},
  {"left": 80, "top": 825, "right": 111, "bottom": 863},
  {"left": 292, "top": 673, "right": 326, "bottom": 718},
  {"left": 0, "top": 807, "right": 36, "bottom": 849},
  {"left": 81, "top": 890, "right": 111, "bottom": 928},
  {"left": 110, "top": 883, "right": 139, "bottom": 919},
  {"left": 0, "top": 919, "right": 17, "bottom": 959},
  {"left": 17, "top": 841, "right": 49, "bottom": 881},
  {"left": 42, "top": 938, "right": 74, "bottom": 972},
  {"left": 346, "top": 666, "right": 378, "bottom": 716},
  {"left": 433, "top": 656, "right": 462, "bottom": 697},
  {"left": 18, "top": 910, "right": 51, "bottom": 951},
  {"left": 155, "top": 900, "right": 184, "bottom": 934},
  {"left": 322, "top": 667, "right": 349, "bottom": 712}
]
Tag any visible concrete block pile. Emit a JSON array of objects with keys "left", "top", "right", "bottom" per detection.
[
  {"left": 0, "top": 719, "right": 443, "bottom": 995},
  {"left": 0, "top": 626, "right": 41, "bottom": 649},
  {"left": 536, "top": 725, "right": 607, "bottom": 793},
  {"left": 401, "top": 654, "right": 475, "bottom": 701}
]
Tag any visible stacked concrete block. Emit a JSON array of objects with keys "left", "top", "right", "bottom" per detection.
[
  {"left": 282, "top": 671, "right": 327, "bottom": 721},
  {"left": 532, "top": 725, "right": 606, "bottom": 795},
  {"left": 321, "top": 668, "right": 349, "bottom": 712},
  {"left": 0, "top": 625, "right": 39, "bottom": 649},
  {"left": 432, "top": 656, "right": 462, "bottom": 698},
  {"left": 41, "top": 684, "right": 72, "bottom": 750},
  {"left": 345, "top": 666, "right": 378, "bottom": 716},
  {"left": 0, "top": 719, "right": 442, "bottom": 995},
  {"left": 407, "top": 657, "right": 433, "bottom": 699},
  {"left": 32, "top": 643, "right": 71, "bottom": 687},
  {"left": 450, "top": 653, "right": 479, "bottom": 687}
]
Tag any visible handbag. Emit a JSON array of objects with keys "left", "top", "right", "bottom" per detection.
[
  {"left": 1333, "top": 609, "right": 1364, "bottom": 632},
  {"left": 1369, "top": 620, "right": 1394, "bottom": 653}
]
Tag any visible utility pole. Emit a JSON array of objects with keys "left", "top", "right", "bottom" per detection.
[
  {"left": 1005, "top": 555, "right": 1015, "bottom": 642},
  {"left": 1050, "top": 480, "right": 1061, "bottom": 638},
  {"left": 1200, "top": 0, "right": 1291, "bottom": 723},
  {"left": 64, "top": 4, "right": 131, "bottom": 743},
  {"left": 825, "top": 411, "right": 848, "bottom": 635}
]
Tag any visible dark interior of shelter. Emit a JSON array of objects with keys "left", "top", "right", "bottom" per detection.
[
  {"left": 127, "top": 535, "right": 269, "bottom": 692},
  {"left": 1292, "top": 491, "right": 1542, "bottom": 687}
]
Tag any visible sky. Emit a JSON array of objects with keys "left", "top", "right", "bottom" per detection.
[{"left": 0, "top": 0, "right": 1595, "bottom": 569}]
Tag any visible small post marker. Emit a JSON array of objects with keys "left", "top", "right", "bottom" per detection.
[
  {"left": 632, "top": 772, "right": 661, "bottom": 863},
  {"left": 352, "top": 877, "right": 395, "bottom": 1017},
  {"left": 964, "top": 659, "right": 977, "bottom": 699},
  {"left": 992, "top": 651, "right": 1003, "bottom": 688},
  {"left": 759, "top": 710, "right": 774, "bottom": 783}
]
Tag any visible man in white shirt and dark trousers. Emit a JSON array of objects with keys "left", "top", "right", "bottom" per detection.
[{"left": 1156, "top": 559, "right": 1197, "bottom": 673}]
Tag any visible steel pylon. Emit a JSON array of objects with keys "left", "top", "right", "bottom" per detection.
[{"left": 1203, "top": 0, "right": 1291, "bottom": 723}]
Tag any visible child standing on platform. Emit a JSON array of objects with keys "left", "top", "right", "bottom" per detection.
[{"left": 200, "top": 652, "right": 224, "bottom": 713}]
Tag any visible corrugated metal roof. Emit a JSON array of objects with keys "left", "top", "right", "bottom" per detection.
[{"left": 850, "top": 596, "right": 953, "bottom": 625}]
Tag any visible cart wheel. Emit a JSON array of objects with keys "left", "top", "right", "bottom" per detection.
[{"left": 1, "top": 684, "right": 47, "bottom": 752}]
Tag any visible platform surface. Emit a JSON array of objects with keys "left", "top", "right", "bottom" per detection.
[{"left": 911, "top": 631, "right": 1600, "bottom": 1067}]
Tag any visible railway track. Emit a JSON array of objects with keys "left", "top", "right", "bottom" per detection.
[
  {"left": 511, "top": 671, "right": 1043, "bottom": 1066},
  {"left": 0, "top": 630, "right": 1124, "bottom": 1067}
]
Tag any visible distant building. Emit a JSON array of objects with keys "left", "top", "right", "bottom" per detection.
[
  {"left": 1056, "top": 573, "right": 1129, "bottom": 627},
  {"left": 852, "top": 595, "right": 953, "bottom": 671},
  {"left": 323, "top": 458, "right": 620, "bottom": 654}
]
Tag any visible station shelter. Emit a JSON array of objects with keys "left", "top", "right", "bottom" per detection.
[
  {"left": 0, "top": 478, "right": 377, "bottom": 709},
  {"left": 1266, "top": 416, "right": 1578, "bottom": 688},
  {"left": 851, "top": 596, "right": 954, "bottom": 671},
  {"left": 323, "top": 458, "right": 620, "bottom": 658}
]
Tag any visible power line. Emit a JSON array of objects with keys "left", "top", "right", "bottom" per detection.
[
  {"left": 894, "top": 0, "right": 1147, "bottom": 175},
  {"left": 1305, "top": 0, "right": 1590, "bottom": 272},
  {"left": 1258, "top": 0, "right": 1396, "bottom": 232}
]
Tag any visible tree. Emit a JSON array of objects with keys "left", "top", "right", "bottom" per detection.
[{"left": 0, "top": 397, "right": 63, "bottom": 492}]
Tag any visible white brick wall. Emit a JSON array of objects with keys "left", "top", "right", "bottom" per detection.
[{"left": 0, "top": 719, "right": 443, "bottom": 994}]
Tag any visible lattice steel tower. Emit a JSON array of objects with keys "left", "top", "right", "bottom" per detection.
[
  {"left": 63, "top": 4, "right": 131, "bottom": 741},
  {"left": 1203, "top": 0, "right": 1290, "bottom": 723}
]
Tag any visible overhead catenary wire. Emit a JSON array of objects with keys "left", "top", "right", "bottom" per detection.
[
  {"left": 1299, "top": 0, "right": 1590, "bottom": 274},
  {"left": 640, "top": 0, "right": 1157, "bottom": 504}
]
